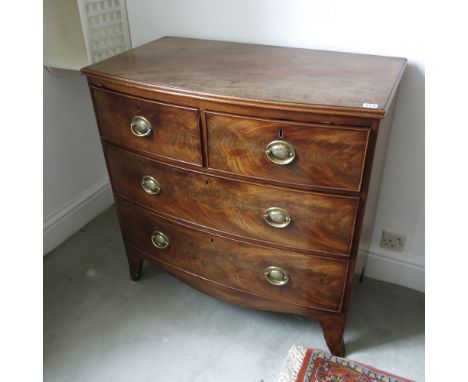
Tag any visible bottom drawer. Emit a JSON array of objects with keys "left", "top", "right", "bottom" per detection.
[{"left": 117, "top": 198, "right": 349, "bottom": 312}]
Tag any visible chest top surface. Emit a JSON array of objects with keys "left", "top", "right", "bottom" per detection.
[{"left": 82, "top": 36, "right": 406, "bottom": 118}]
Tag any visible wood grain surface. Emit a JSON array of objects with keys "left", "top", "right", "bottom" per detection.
[
  {"left": 118, "top": 198, "right": 349, "bottom": 312},
  {"left": 82, "top": 37, "right": 406, "bottom": 117},
  {"left": 82, "top": 36, "right": 407, "bottom": 357},
  {"left": 206, "top": 112, "right": 369, "bottom": 192},
  {"left": 105, "top": 145, "right": 359, "bottom": 256},
  {"left": 91, "top": 87, "right": 202, "bottom": 166}
]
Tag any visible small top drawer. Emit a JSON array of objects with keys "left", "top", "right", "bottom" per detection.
[
  {"left": 91, "top": 88, "right": 202, "bottom": 166},
  {"left": 206, "top": 112, "right": 370, "bottom": 192}
]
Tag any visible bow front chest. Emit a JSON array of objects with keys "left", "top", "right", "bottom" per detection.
[{"left": 82, "top": 37, "right": 406, "bottom": 356}]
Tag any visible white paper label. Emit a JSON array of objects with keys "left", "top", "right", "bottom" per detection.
[{"left": 363, "top": 103, "right": 379, "bottom": 109}]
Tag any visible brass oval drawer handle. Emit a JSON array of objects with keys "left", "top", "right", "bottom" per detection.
[
  {"left": 264, "top": 207, "right": 291, "bottom": 228},
  {"left": 130, "top": 115, "right": 152, "bottom": 137},
  {"left": 151, "top": 231, "right": 170, "bottom": 250},
  {"left": 264, "top": 266, "right": 289, "bottom": 286},
  {"left": 141, "top": 175, "right": 161, "bottom": 195},
  {"left": 265, "top": 140, "right": 295, "bottom": 165}
]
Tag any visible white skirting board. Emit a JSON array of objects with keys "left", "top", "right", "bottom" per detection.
[
  {"left": 361, "top": 249, "right": 425, "bottom": 292},
  {"left": 43, "top": 178, "right": 114, "bottom": 255}
]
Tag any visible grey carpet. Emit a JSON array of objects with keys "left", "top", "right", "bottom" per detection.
[{"left": 44, "top": 206, "right": 424, "bottom": 382}]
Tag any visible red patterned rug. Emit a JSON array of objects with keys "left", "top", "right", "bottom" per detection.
[{"left": 278, "top": 347, "right": 414, "bottom": 382}]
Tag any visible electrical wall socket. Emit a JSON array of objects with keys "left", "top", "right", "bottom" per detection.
[{"left": 380, "top": 230, "right": 406, "bottom": 251}]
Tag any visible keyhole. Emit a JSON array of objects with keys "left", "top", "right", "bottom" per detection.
[
  {"left": 137, "top": 106, "right": 141, "bottom": 112},
  {"left": 205, "top": 180, "right": 209, "bottom": 186},
  {"left": 278, "top": 129, "right": 284, "bottom": 138},
  {"left": 210, "top": 238, "right": 214, "bottom": 243}
]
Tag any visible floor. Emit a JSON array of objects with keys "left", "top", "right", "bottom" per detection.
[{"left": 44, "top": 206, "right": 425, "bottom": 382}]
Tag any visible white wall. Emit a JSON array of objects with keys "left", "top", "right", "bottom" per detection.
[
  {"left": 43, "top": 68, "right": 114, "bottom": 254},
  {"left": 43, "top": 0, "right": 425, "bottom": 290},
  {"left": 126, "top": 0, "right": 425, "bottom": 291}
]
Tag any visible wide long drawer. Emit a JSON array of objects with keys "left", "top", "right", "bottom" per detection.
[
  {"left": 91, "top": 88, "right": 202, "bottom": 166},
  {"left": 105, "top": 145, "right": 359, "bottom": 256},
  {"left": 206, "top": 112, "right": 370, "bottom": 192},
  {"left": 117, "top": 198, "right": 349, "bottom": 312}
]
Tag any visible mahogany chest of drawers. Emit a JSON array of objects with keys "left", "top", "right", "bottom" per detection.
[{"left": 82, "top": 37, "right": 406, "bottom": 356}]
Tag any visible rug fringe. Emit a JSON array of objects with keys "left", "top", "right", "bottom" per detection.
[{"left": 277, "top": 346, "right": 306, "bottom": 382}]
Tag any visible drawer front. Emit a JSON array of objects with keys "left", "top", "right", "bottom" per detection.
[
  {"left": 206, "top": 112, "right": 369, "bottom": 192},
  {"left": 118, "top": 198, "right": 349, "bottom": 312},
  {"left": 105, "top": 145, "right": 358, "bottom": 256},
  {"left": 92, "top": 88, "right": 202, "bottom": 165}
]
